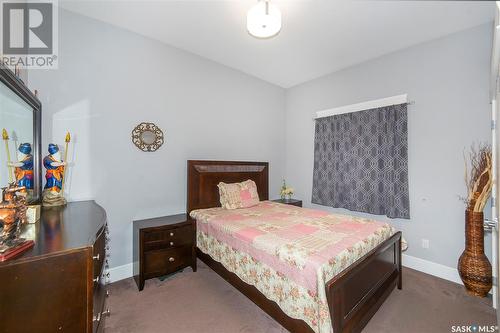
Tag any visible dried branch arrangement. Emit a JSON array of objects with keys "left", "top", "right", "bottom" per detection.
[{"left": 464, "top": 144, "right": 493, "bottom": 212}]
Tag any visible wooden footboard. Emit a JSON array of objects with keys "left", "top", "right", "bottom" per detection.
[{"left": 326, "top": 231, "right": 402, "bottom": 333}]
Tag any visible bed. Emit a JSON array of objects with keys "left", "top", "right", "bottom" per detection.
[{"left": 187, "top": 160, "right": 402, "bottom": 333}]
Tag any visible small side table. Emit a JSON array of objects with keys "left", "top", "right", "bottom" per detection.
[
  {"left": 133, "top": 214, "right": 196, "bottom": 291},
  {"left": 271, "top": 198, "right": 302, "bottom": 207}
]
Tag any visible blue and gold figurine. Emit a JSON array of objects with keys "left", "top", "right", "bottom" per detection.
[
  {"left": 42, "top": 143, "right": 67, "bottom": 207},
  {"left": 8, "top": 143, "right": 34, "bottom": 198}
]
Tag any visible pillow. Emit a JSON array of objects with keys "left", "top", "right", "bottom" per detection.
[{"left": 218, "top": 180, "right": 260, "bottom": 209}]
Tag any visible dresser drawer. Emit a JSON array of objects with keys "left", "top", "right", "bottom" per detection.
[
  {"left": 92, "top": 273, "right": 106, "bottom": 333},
  {"left": 96, "top": 311, "right": 106, "bottom": 333},
  {"left": 93, "top": 262, "right": 111, "bottom": 333},
  {"left": 92, "top": 227, "right": 107, "bottom": 279},
  {"left": 93, "top": 299, "right": 109, "bottom": 333},
  {"left": 143, "top": 223, "right": 193, "bottom": 251},
  {"left": 144, "top": 246, "right": 192, "bottom": 278}
]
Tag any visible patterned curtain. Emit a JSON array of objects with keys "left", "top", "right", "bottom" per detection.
[{"left": 312, "top": 103, "right": 410, "bottom": 219}]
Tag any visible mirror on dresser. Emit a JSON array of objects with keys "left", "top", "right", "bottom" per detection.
[{"left": 0, "top": 64, "right": 42, "bottom": 203}]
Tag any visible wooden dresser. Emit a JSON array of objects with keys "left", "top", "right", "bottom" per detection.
[
  {"left": 0, "top": 201, "right": 110, "bottom": 333},
  {"left": 133, "top": 214, "right": 196, "bottom": 291}
]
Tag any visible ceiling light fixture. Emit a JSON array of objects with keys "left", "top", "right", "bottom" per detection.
[{"left": 247, "top": 0, "right": 282, "bottom": 39}]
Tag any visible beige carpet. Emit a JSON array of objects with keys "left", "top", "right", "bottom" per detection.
[{"left": 105, "top": 260, "right": 496, "bottom": 333}]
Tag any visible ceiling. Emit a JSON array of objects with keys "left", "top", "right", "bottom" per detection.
[{"left": 59, "top": 1, "right": 495, "bottom": 88}]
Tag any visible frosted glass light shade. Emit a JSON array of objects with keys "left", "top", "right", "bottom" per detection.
[{"left": 247, "top": 1, "right": 281, "bottom": 39}]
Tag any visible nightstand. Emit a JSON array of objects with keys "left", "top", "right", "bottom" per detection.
[
  {"left": 271, "top": 198, "right": 302, "bottom": 207},
  {"left": 133, "top": 214, "right": 196, "bottom": 291}
]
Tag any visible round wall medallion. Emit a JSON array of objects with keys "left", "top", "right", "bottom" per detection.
[{"left": 131, "top": 122, "right": 164, "bottom": 152}]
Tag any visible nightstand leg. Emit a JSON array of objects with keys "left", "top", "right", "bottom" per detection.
[
  {"left": 134, "top": 275, "right": 145, "bottom": 291},
  {"left": 192, "top": 246, "right": 197, "bottom": 272}
]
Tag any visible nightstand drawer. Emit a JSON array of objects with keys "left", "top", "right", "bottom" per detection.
[
  {"left": 144, "top": 246, "right": 192, "bottom": 278},
  {"left": 143, "top": 223, "right": 193, "bottom": 250}
]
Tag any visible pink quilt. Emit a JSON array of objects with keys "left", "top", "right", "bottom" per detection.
[{"left": 190, "top": 201, "right": 395, "bottom": 332}]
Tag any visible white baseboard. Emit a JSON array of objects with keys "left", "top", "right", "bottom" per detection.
[
  {"left": 107, "top": 254, "right": 462, "bottom": 285},
  {"left": 402, "top": 254, "right": 462, "bottom": 285},
  {"left": 109, "top": 263, "right": 133, "bottom": 283}
]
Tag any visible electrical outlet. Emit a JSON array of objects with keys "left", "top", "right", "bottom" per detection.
[{"left": 422, "top": 239, "right": 430, "bottom": 249}]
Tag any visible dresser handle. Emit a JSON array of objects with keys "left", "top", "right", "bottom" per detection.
[
  {"left": 106, "top": 290, "right": 110, "bottom": 297},
  {"left": 94, "top": 276, "right": 99, "bottom": 283},
  {"left": 93, "top": 254, "right": 99, "bottom": 261},
  {"left": 169, "top": 257, "right": 175, "bottom": 262},
  {"left": 169, "top": 241, "right": 174, "bottom": 246},
  {"left": 169, "top": 232, "right": 174, "bottom": 236},
  {"left": 93, "top": 313, "right": 101, "bottom": 322},
  {"left": 102, "top": 309, "right": 111, "bottom": 317}
]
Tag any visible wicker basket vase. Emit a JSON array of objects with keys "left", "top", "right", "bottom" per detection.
[{"left": 458, "top": 210, "right": 492, "bottom": 297}]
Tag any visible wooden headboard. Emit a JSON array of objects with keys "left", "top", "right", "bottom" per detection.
[{"left": 187, "top": 160, "right": 269, "bottom": 213}]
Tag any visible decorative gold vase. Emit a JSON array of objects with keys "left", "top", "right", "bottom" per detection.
[{"left": 458, "top": 210, "right": 492, "bottom": 297}]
